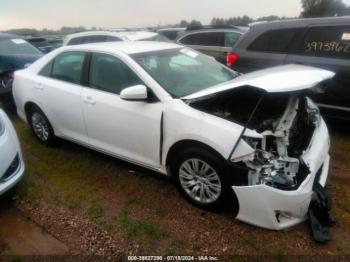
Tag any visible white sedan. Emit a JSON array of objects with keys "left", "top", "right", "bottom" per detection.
[
  {"left": 0, "top": 109, "right": 25, "bottom": 195},
  {"left": 13, "top": 41, "right": 333, "bottom": 230}
]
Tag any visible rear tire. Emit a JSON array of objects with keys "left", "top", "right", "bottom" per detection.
[
  {"left": 170, "top": 147, "right": 237, "bottom": 211},
  {"left": 28, "top": 106, "right": 56, "bottom": 146}
]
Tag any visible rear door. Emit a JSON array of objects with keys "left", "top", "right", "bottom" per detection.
[
  {"left": 35, "top": 51, "right": 88, "bottom": 143},
  {"left": 285, "top": 25, "right": 350, "bottom": 119}
]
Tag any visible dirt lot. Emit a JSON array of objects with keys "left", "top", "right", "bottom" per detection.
[{"left": 2, "top": 115, "right": 350, "bottom": 259}]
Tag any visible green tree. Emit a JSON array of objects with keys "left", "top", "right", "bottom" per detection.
[
  {"left": 300, "top": 0, "right": 350, "bottom": 18},
  {"left": 188, "top": 20, "right": 202, "bottom": 27},
  {"left": 179, "top": 20, "right": 189, "bottom": 27}
]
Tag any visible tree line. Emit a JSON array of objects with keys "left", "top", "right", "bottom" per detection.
[{"left": 211, "top": 0, "right": 350, "bottom": 26}]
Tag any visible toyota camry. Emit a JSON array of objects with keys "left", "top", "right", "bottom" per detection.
[{"left": 12, "top": 42, "right": 334, "bottom": 236}]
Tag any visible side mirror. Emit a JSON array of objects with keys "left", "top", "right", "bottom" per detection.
[{"left": 120, "top": 85, "right": 148, "bottom": 101}]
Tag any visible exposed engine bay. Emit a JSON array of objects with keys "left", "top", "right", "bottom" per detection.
[{"left": 189, "top": 86, "right": 321, "bottom": 191}]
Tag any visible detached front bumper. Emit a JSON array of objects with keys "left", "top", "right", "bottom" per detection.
[
  {"left": 232, "top": 118, "right": 330, "bottom": 230},
  {"left": 0, "top": 110, "right": 25, "bottom": 195}
]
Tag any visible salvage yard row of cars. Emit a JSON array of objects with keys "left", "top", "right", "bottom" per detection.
[{"left": 0, "top": 16, "right": 349, "bottom": 243}]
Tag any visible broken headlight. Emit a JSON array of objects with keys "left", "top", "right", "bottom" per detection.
[{"left": 242, "top": 136, "right": 261, "bottom": 150}]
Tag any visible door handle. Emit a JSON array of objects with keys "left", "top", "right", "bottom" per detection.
[
  {"left": 34, "top": 83, "right": 43, "bottom": 90},
  {"left": 83, "top": 96, "right": 96, "bottom": 105}
]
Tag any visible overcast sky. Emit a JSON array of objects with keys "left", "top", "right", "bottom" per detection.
[{"left": 1, "top": 0, "right": 350, "bottom": 30}]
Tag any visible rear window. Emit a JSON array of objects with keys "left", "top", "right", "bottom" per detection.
[
  {"left": 248, "top": 28, "right": 302, "bottom": 53},
  {"left": 179, "top": 32, "right": 224, "bottom": 47},
  {"left": 67, "top": 37, "right": 85, "bottom": 46},
  {"left": 292, "top": 26, "right": 350, "bottom": 59},
  {"left": 0, "top": 38, "right": 42, "bottom": 55},
  {"left": 84, "top": 35, "right": 107, "bottom": 44}
]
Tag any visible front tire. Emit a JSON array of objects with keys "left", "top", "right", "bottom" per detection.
[
  {"left": 171, "top": 147, "right": 234, "bottom": 210},
  {"left": 28, "top": 106, "right": 56, "bottom": 146}
]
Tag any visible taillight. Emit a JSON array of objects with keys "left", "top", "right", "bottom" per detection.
[{"left": 226, "top": 52, "right": 239, "bottom": 67}]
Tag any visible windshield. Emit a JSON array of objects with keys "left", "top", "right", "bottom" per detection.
[
  {"left": 132, "top": 48, "right": 238, "bottom": 97},
  {"left": 0, "top": 38, "right": 42, "bottom": 56}
]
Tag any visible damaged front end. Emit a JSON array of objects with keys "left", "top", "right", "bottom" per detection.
[
  {"left": 188, "top": 85, "right": 334, "bottom": 238},
  {"left": 239, "top": 95, "right": 318, "bottom": 191}
]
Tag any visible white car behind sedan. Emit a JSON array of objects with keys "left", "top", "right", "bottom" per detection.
[
  {"left": 13, "top": 41, "right": 334, "bottom": 231},
  {"left": 0, "top": 109, "right": 25, "bottom": 195}
]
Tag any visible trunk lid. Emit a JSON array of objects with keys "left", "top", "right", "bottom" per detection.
[{"left": 182, "top": 64, "right": 335, "bottom": 100}]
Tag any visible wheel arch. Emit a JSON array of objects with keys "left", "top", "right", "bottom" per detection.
[
  {"left": 165, "top": 139, "right": 226, "bottom": 172},
  {"left": 24, "top": 101, "right": 40, "bottom": 121},
  {"left": 24, "top": 101, "right": 56, "bottom": 134}
]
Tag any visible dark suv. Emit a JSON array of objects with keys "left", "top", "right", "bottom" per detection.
[{"left": 228, "top": 17, "right": 350, "bottom": 120}]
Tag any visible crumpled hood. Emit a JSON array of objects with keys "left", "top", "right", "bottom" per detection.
[{"left": 182, "top": 64, "right": 335, "bottom": 100}]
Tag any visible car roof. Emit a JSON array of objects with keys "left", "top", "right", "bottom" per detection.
[
  {"left": 65, "top": 30, "right": 158, "bottom": 41},
  {"left": 250, "top": 16, "right": 350, "bottom": 31},
  {"left": 158, "top": 28, "right": 186, "bottom": 32},
  {"left": 176, "top": 27, "right": 245, "bottom": 40},
  {"left": 0, "top": 33, "right": 20, "bottom": 40},
  {"left": 62, "top": 41, "right": 181, "bottom": 55}
]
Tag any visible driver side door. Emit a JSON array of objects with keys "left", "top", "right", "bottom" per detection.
[{"left": 81, "top": 52, "right": 163, "bottom": 168}]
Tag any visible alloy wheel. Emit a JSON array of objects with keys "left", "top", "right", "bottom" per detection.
[
  {"left": 31, "top": 112, "right": 49, "bottom": 142},
  {"left": 179, "top": 158, "right": 222, "bottom": 204}
]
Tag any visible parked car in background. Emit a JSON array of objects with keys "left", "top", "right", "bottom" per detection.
[
  {"left": 228, "top": 16, "right": 350, "bottom": 120},
  {"left": 176, "top": 25, "right": 246, "bottom": 64},
  {"left": 47, "top": 38, "right": 63, "bottom": 49},
  {"left": 62, "top": 30, "right": 170, "bottom": 46},
  {"left": 0, "top": 33, "right": 42, "bottom": 110},
  {"left": 26, "top": 37, "right": 54, "bottom": 53},
  {"left": 13, "top": 42, "right": 333, "bottom": 232},
  {"left": 0, "top": 109, "right": 25, "bottom": 195},
  {"left": 158, "top": 27, "right": 185, "bottom": 40}
]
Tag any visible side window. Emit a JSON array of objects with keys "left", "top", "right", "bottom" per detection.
[
  {"left": 89, "top": 53, "right": 143, "bottom": 95},
  {"left": 293, "top": 26, "right": 350, "bottom": 59},
  {"left": 224, "top": 32, "right": 241, "bottom": 47},
  {"left": 51, "top": 52, "right": 85, "bottom": 84},
  {"left": 106, "top": 36, "right": 122, "bottom": 42},
  {"left": 84, "top": 35, "right": 107, "bottom": 44},
  {"left": 39, "top": 60, "right": 53, "bottom": 77},
  {"left": 248, "top": 28, "right": 302, "bottom": 53},
  {"left": 67, "top": 37, "right": 85, "bottom": 46},
  {"left": 180, "top": 32, "right": 224, "bottom": 46},
  {"left": 179, "top": 34, "right": 198, "bottom": 45}
]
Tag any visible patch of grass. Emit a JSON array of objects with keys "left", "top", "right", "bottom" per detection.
[
  {"left": 272, "top": 248, "right": 287, "bottom": 262},
  {"left": 98, "top": 221, "right": 115, "bottom": 232},
  {"left": 341, "top": 199, "right": 350, "bottom": 213},
  {"left": 86, "top": 200, "right": 104, "bottom": 220},
  {"left": 339, "top": 244, "right": 350, "bottom": 254},
  {"left": 120, "top": 216, "right": 168, "bottom": 240},
  {"left": 240, "top": 235, "right": 263, "bottom": 252},
  {"left": 165, "top": 239, "right": 187, "bottom": 256},
  {"left": 9, "top": 256, "right": 21, "bottom": 262},
  {"left": 119, "top": 199, "right": 168, "bottom": 242},
  {"left": 66, "top": 197, "right": 81, "bottom": 210}
]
